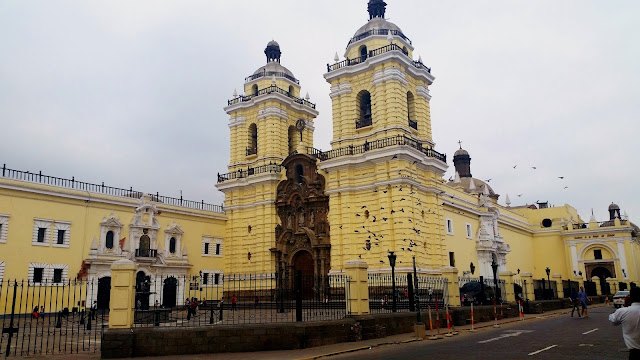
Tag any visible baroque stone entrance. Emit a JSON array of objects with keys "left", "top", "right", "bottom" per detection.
[{"left": 271, "top": 153, "right": 330, "bottom": 279}]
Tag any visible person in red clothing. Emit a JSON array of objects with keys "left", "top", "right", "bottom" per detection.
[{"left": 231, "top": 295, "right": 237, "bottom": 311}]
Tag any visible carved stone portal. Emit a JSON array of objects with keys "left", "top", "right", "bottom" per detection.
[{"left": 271, "top": 154, "right": 330, "bottom": 279}]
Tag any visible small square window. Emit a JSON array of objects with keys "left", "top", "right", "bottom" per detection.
[
  {"left": 37, "top": 228, "right": 46, "bottom": 243},
  {"left": 33, "top": 268, "right": 44, "bottom": 283},
  {"left": 214, "top": 273, "right": 220, "bottom": 285},
  {"left": 53, "top": 269, "right": 63, "bottom": 283},
  {"left": 202, "top": 273, "right": 209, "bottom": 285},
  {"left": 594, "top": 249, "right": 602, "bottom": 260},
  {"left": 204, "top": 243, "right": 210, "bottom": 255},
  {"left": 57, "top": 230, "right": 65, "bottom": 245}
]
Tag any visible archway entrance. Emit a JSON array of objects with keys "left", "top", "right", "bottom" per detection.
[
  {"left": 293, "top": 250, "right": 314, "bottom": 299},
  {"left": 97, "top": 277, "right": 111, "bottom": 310},
  {"left": 163, "top": 277, "right": 178, "bottom": 308},
  {"left": 591, "top": 266, "right": 613, "bottom": 295}
]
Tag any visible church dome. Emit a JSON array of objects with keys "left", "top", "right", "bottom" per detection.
[
  {"left": 454, "top": 148, "right": 469, "bottom": 157},
  {"left": 346, "top": 0, "right": 411, "bottom": 48},
  {"left": 252, "top": 61, "right": 295, "bottom": 78},
  {"left": 352, "top": 17, "right": 404, "bottom": 40},
  {"left": 448, "top": 177, "right": 499, "bottom": 200},
  {"left": 246, "top": 41, "right": 299, "bottom": 84},
  {"left": 608, "top": 203, "right": 620, "bottom": 211}
]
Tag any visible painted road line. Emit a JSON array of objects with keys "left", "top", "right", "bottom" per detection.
[
  {"left": 478, "top": 330, "right": 530, "bottom": 343},
  {"left": 528, "top": 345, "right": 558, "bottom": 356},
  {"left": 582, "top": 328, "right": 599, "bottom": 335}
]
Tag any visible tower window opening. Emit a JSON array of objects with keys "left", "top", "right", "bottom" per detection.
[
  {"left": 105, "top": 231, "right": 114, "bottom": 249},
  {"left": 288, "top": 125, "right": 296, "bottom": 154},
  {"left": 356, "top": 90, "right": 372, "bottom": 128},
  {"left": 247, "top": 123, "right": 257, "bottom": 156},
  {"left": 288, "top": 85, "right": 294, "bottom": 96},
  {"left": 594, "top": 249, "right": 602, "bottom": 260},
  {"left": 169, "top": 237, "right": 176, "bottom": 254},
  {"left": 407, "top": 91, "right": 417, "bottom": 130},
  {"left": 359, "top": 45, "right": 368, "bottom": 62},
  {"left": 295, "top": 164, "right": 304, "bottom": 184},
  {"left": 252, "top": 84, "right": 258, "bottom": 96}
]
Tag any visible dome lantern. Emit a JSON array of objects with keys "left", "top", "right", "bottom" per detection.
[
  {"left": 368, "top": 0, "right": 387, "bottom": 20},
  {"left": 453, "top": 142, "right": 472, "bottom": 178},
  {"left": 608, "top": 202, "right": 621, "bottom": 220},
  {"left": 265, "top": 40, "right": 281, "bottom": 63}
]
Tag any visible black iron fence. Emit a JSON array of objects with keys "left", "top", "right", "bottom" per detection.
[
  {"left": 327, "top": 43, "right": 431, "bottom": 73},
  {"left": 0, "top": 279, "right": 104, "bottom": 357},
  {"left": 245, "top": 70, "right": 299, "bottom": 84},
  {"left": 0, "top": 164, "right": 224, "bottom": 213},
  {"left": 533, "top": 279, "right": 558, "bottom": 300},
  {"left": 347, "top": 28, "right": 412, "bottom": 46},
  {"left": 584, "top": 280, "right": 597, "bottom": 296},
  {"left": 459, "top": 276, "right": 506, "bottom": 305},
  {"left": 368, "top": 273, "right": 447, "bottom": 313},
  {"left": 133, "top": 272, "right": 349, "bottom": 327},
  {"left": 513, "top": 279, "right": 528, "bottom": 302},
  {"left": 227, "top": 84, "right": 316, "bottom": 109},
  {"left": 217, "top": 164, "right": 283, "bottom": 183},
  {"left": 306, "top": 134, "right": 446, "bottom": 163},
  {"left": 562, "top": 280, "right": 580, "bottom": 298}
]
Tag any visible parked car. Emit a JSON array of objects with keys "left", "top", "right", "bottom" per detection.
[{"left": 613, "top": 291, "right": 630, "bottom": 308}]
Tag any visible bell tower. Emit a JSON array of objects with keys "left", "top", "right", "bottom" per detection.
[
  {"left": 318, "top": 1, "right": 449, "bottom": 273},
  {"left": 217, "top": 41, "right": 319, "bottom": 274}
]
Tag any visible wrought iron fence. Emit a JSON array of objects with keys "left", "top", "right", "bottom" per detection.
[
  {"left": 347, "top": 28, "right": 412, "bottom": 46},
  {"left": 562, "top": 280, "right": 580, "bottom": 298},
  {"left": 584, "top": 280, "right": 597, "bottom": 296},
  {"left": 227, "top": 85, "right": 316, "bottom": 109},
  {"left": 368, "top": 273, "right": 447, "bottom": 313},
  {"left": 132, "top": 272, "right": 349, "bottom": 327},
  {"left": 245, "top": 70, "right": 299, "bottom": 84},
  {"left": 513, "top": 279, "right": 528, "bottom": 302},
  {"left": 327, "top": 43, "right": 430, "bottom": 73},
  {"left": 0, "top": 279, "right": 104, "bottom": 357},
  {"left": 217, "top": 164, "right": 283, "bottom": 183},
  {"left": 306, "top": 134, "right": 446, "bottom": 163},
  {"left": 533, "top": 279, "right": 558, "bottom": 300},
  {"left": 459, "top": 276, "right": 506, "bottom": 305},
  {"left": 0, "top": 164, "right": 224, "bottom": 213}
]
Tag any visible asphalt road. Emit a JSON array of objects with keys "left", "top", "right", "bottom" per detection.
[{"left": 332, "top": 307, "right": 630, "bottom": 360}]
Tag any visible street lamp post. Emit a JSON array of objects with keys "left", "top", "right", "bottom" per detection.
[
  {"left": 545, "top": 267, "right": 551, "bottom": 299},
  {"left": 491, "top": 259, "right": 500, "bottom": 303},
  {"left": 388, "top": 251, "right": 397, "bottom": 313}
]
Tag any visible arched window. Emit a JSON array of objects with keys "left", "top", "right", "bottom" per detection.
[
  {"left": 359, "top": 46, "right": 368, "bottom": 62},
  {"left": 288, "top": 125, "right": 296, "bottom": 154},
  {"left": 105, "top": 231, "right": 114, "bottom": 249},
  {"left": 407, "top": 91, "right": 417, "bottom": 129},
  {"left": 247, "top": 123, "right": 257, "bottom": 156},
  {"left": 402, "top": 46, "right": 408, "bottom": 55},
  {"left": 169, "top": 237, "right": 176, "bottom": 254},
  {"left": 356, "top": 90, "right": 372, "bottom": 128},
  {"left": 252, "top": 84, "right": 258, "bottom": 96},
  {"left": 296, "top": 164, "right": 304, "bottom": 184},
  {"left": 288, "top": 85, "right": 294, "bottom": 97}
]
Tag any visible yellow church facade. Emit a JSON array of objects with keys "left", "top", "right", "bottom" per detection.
[{"left": 1, "top": 0, "right": 638, "bottom": 310}]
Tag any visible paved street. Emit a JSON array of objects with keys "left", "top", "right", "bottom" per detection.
[{"left": 332, "top": 306, "right": 629, "bottom": 360}]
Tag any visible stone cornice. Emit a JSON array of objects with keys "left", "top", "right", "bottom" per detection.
[
  {"left": 329, "top": 83, "right": 353, "bottom": 98},
  {"left": 257, "top": 107, "right": 289, "bottom": 121},
  {"left": 224, "top": 92, "right": 319, "bottom": 117},
  {"left": 330, "top": 127, "right": 436, "bottom": 148},
  {"left": 324, "top": 51, "right": 435, "bottom": 85},
  {"left": 372, "top": 68, "right": 408, "bottom": 86},
  {"left": 215, "top": 172, "right": 283, "bottom": 192}
]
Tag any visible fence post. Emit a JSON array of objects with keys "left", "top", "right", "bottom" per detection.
[
  {"left": 520, "top": 272, "right": 534, "bottom": 301},
  {"left": 109, "top": 259, "right": 137, "bottom": 329},
  {"left": 499, "top": 271, "right": 516, "bottom": 303},
  {"left": 344, "top": 260, "right": 369, "bottom": 315},
  {"left": 440, "top": 268, "right": 460, "bottom": 307},
  {"left": 592, "top": 276, "right": 602, "bottom": 296},
  {"left": 295, "top": 270, "right": 303, "bottom": 322},
  {"left": 407, "top": 273, "right": 415, "bottom": 312}
]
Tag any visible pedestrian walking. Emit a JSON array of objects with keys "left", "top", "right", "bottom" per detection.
[
  {"left": 231, "top": 295, "right": 237, "bottom": 311},
  {"left": 570, "top": 289, "right": 581, "bottom": 318},
  {"left": 578, "top": 286, "right": 589, "bottom": 318},
  {"left": 610, "top": 287, "right": 640, "bottom": 359}
]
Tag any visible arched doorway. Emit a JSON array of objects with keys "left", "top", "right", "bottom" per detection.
[
  {"left": 591, "top": 267, "right": 613, "bottom": 295},
  {"left": 293, "top": 250, "right": 314, "bottom": 299},
  {"left": 135, "top": 271, "right": 151, "bottom": 310},
  {"left": 163, "top": 277, "right": 178, "bottom": 308},
  {"left": 139, "top": 235, "right": 150, "bottom": 257},
  {"left": 97, "top": 277, "right": 111, "bottom": 310}
]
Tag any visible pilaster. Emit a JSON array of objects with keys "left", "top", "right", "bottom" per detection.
[
  {"left": 441, "top": 267, "right": 460, "bottom": 306},
  {"left": 499, "top": 271, "right": 515, "bottom": 302},
  {"left": 344, "top": 260, "right": 369, "bottom": 315},
  {"left": 592, "top": 276, "right": 602, "bottom": 295},
  {"left": 109, "top": 259, "right": 137, "bottom": 329}
]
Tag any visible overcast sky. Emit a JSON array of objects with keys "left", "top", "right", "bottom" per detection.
[{"left": 1, "top": 0, "right": 638, "bottom": 223}]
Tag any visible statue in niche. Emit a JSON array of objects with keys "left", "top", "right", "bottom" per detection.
[{"left": 297, "top": 209, "right": 305, "bottom": 228}]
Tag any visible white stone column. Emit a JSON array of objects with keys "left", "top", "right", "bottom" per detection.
[
  {"left": 570, "top": 244, "right": 579, "bottom": 275},
  {"left": 617, "top": 240, "right": 628, "bottom": 279}
]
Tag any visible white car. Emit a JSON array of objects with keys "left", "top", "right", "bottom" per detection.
[{"left": 613, "top": 291, "right": 630, "bottom": 308}]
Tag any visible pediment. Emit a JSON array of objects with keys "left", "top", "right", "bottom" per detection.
[
  {"left": 165, "top": 221, "right": 184, "bottom": 235},
  {"left": 101, "top": 214, "right": 123, "bottom": 228}
]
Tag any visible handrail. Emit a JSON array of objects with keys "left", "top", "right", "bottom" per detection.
[
  {"left": 347, "top": 29, "right": 412, "bottom": 46},
  {"left": 217, "top": 164, "right": 283, "bottom": 183},
  {"left": 327, "top": 43, "right": 430, "bottom": 73},
  {"left": 0, "top": 164, "right": 225, "bottom": 213},
  {"left": 245, "top": 71, "right": 299, "bottom": 84},
  {"left": 305, "top": 134, "right": 446, "bottom": 163},
  {"left": 228, "top": 85, "right": 316, "bottom": 109}
]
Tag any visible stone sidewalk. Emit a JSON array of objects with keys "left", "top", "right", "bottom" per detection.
[{"left": 25, "top": 304, "right": 608, "bottom": 360}]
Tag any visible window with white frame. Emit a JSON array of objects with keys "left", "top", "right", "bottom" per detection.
[
  {"left": 446, "top": 218, "right": 454, "bottom": 235},
  {"left": 100, "top": 214, "right": 123, "bottom": 252},
  {"left": 33, "top": 219, "right": 52, "bottom": 246},
  {"left": 214, "top": 238, "right": 223, "bottom": 257},
  {"left": 466, "top": 223, "right": 472, "bottom": 239},
  {"left": 202, "top": 236, "right": 212, "bottom": 256},
  {"left": 0, "top": 261, "right": 5, "bottom": 283},
  {"left": 29, "top": 263, "right": 68, "bottom": 285},
  {"left": 0, "top": 214, "right": 9, "bottom": 243},
  {"left": 200, "top": 269, "right": 223, "bottom": 287},
  {"left": 53, "top": 221, "right": 71, "bottom": 247}
]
